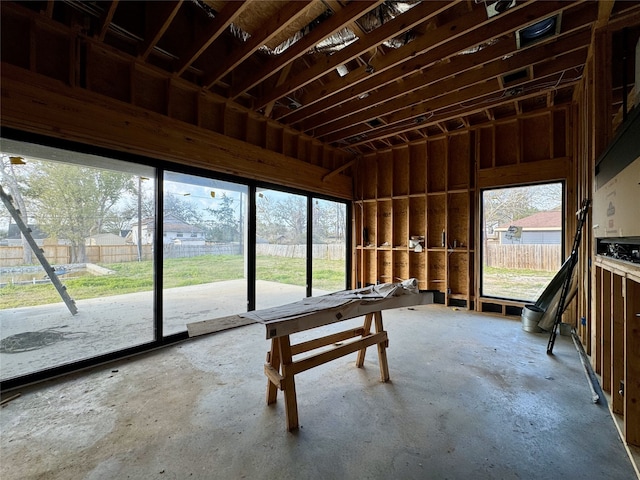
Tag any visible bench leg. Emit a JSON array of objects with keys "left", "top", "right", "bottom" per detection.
[
  {"left": 374, "top": 311, "right": 390, "bottom": 382},
  {"left": 356, "top": 313, "right": 374, "bottom": 367},
  {"left": 266, "top": 338, "right": 280, "bottom": 405},
  {"left": 279, "top": 335, "right": 299, "bottom": 431}
]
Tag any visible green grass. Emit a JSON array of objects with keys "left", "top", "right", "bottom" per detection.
[
  {"left": 0, "top": 255, "right": 346, "bottom": 309},
  {"left": 482, "top": 265, "right": 556, "bottom": 302}
]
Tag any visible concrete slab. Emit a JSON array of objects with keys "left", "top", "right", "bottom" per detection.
[{"left": 1, "top": 304, "right": 636, "bottom": 479}]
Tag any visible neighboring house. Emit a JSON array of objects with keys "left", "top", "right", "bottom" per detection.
[
  {"left": 85, "top": 233, "right": 128, "bottom": 246},
  {"left": 494, "top": 210, "right": 561, "bottom": 245},
  {"left": 5, "top": 223, "right": 48, "bottom": 247},
  {"left": 129, "top": 215, "right": 205, "bottom": 246}
]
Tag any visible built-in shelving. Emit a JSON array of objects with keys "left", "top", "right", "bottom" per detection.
[{"left": 353, "top": 131, "right": 475, "bottom": 308}]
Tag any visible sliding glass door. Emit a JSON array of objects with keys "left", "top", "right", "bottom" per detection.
[
  {"left": 163, "top": 172, "right": 248, "bottom": 335},
  {"left": 255, "top": 188, "right": 307, "bottom": 309},
  {"left": 312, "top": 198, "right": 347, "bottom": 295},
  {"left": 0, "top": 139, "right": 156, "bottom": 381}
]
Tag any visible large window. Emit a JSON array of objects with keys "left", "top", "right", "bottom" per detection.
[
  {"left": 481, "top": 182, "right": 563, "bottom": 302},
  {"left": 0, "top": 139, "right": 156, "bottom": 381},
  {"left": 1, "top": 137, "right": 350, "bottom": 387}
]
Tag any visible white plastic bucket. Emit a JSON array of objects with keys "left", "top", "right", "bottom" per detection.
[{"left": 521, "top": 305, "right": 544, "bottom": 333}]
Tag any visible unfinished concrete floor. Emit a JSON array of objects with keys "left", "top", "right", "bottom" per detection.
[{"left": 1, "top": 304, "right": 636, "bottom": 480}]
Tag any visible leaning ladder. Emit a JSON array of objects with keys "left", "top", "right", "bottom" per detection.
[
  {"left": 0, "top": 185, "right": 78, "bottom": 315},
  {"left": 546, "top": 198, "right": 590, "bottom": 355}
]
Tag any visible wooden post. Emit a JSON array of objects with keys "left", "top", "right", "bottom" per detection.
[
  {"left": 356, "top": 313, "right": 374, "bottom": 367},
  {"left": 278, "top": 336, "right": 299, "bottom": 431},
  {"left": 601, "top": 270, "right": 612, "bottom": 393},
  {"left": 373, "top": 311, "right": 390, "bottom": 382},
  {"left": 266, "top": 338, "right": 280, "bottom": 405},
  {"left": 611, "top": 275, "right": 624, "bottom": 415}
]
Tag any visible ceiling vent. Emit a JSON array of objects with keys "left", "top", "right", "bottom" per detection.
[
  {"left": 500, "top": 67, "right": 532, "bottom": 88},
  {"left": 516, "top": 15, "right": 562, "bottom": 49},
  {"left": 485, "top": 0, "right": 516, "bottom": 18}
]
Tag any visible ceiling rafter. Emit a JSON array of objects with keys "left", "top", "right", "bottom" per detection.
[
  {"left": 97, "top": 0, "right": 119, "bottom": 42},
  {"left": 253, "top": 0, "right": 453, "bottom": 111},
  {"left": 139, "top": 0, "right": 184, "bottom": 61},
  {"left": 278, "top": 0, "right": 583, "bottom": 126},
  {"left": 203, "top": 1, "right": 315, "bottom": 89},
  {"left": 345, "top": 76, "right": 582, "bottom": 149},
  {"left": 314, "top": 28, "right": 592, "bottom": 140},
  {"left": 175, "top": 1, "right": 251, "bottom": 77},
  {"left": 322, "top": 45, "right": 589, "bottom": 144},
  {"left": 230, "top": 0, "right": 384, "bottom": 100},
  {"left": 296, "top": 4, "right": 596, "bottom": 132}
]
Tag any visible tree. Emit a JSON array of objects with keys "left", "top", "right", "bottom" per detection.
[
  {"left": 27, "top": 161, "right": 135, "bottom": 262},
  {"left": 204, "top": 194, "right": 239, "bottom": 242},
  {"left": 1, "top": 154, "right": 35, "bottom": 264},
  {"left": 256, "top": 193, "right": 306, "bottom": 244}
]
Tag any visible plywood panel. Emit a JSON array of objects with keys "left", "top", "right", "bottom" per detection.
[
  {"left": 409, "top": 251, "right": 426, "bottom": 286},
  {"left": 223, "top": 107, "right": 246, "bottom": 141},
  {"left": 266, "top": 123, "right": 283, "bottom": 154},
  {"left": 448, "top": 133, "right": 470, "bottom": 190},
  {"left": 409, "top": 196, "right": 426, "bottom": 240},
  {"left": 0, "top": 8, "right": 30, "bottom": 69},
  {"left": 87, "top": 44, "right": 131, "bottom": 102},
  {"left": 393, "top": 147, "right": 410, "bottom": 196},
  {"left": 427, "top": 138, "right": 447, "bottom": 192},
  {"left": 169, "top": 84, "right": 198, "bottom": 125},
  {"left": 478, "top": 126, "right": 494, "bottom": 170},
  {"left": 427, "top": 194, "right": 446, "bottom": 248},
  {"left": 409, "top": 143, "right": 427, "bottom": 194},
  {"left": 360, "top": 155, "right": 377, "bottom": 200},
  {"left": 134, "top": 68, "right": 168, "bottom": 115},
  {"left": 495, "top": 121, "right": 518, "bottom": 167},
  {"left": 522, "top": 114, "right": 550, "bottom": 162},
  {"left": 427, "top": 251, "right": 446, "bottom": 291},
  {"left": 447, "top": 192, "right": 469, "bottom": 249},
  {"left": 394, "top": 251, "right": 410, "bottom": 282},
  {"left": 377, "top": 200, "right": 392, "bottom": 248},
  {"left": 377, "top": 250, "right": 392, "bottom": 284},
  {"left": 363, "top": 249, "right": 376, "bottom": 286},
  {"left": 363, "top": 202, "right": 377, "bottom": 247},
  {"left": 553, "top": 109, "right": 567, "bottom": 158},
  {"left": 393, "top": 198, "right": 408, "bottom": 248},
  {"left": 36, "top": 25, "right": 71, "bottom": 83},
  {"left": 448, "top": 253, "right": 469, "bottom": 296},
  {"left": 246, "top": 117, "right": 266, "bottom": 147},
  {"left": 377, "top": 151, "right": 393, "bottom": 198}
]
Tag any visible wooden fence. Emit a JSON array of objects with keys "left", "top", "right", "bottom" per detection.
[
  {"left": 0, "top": 243, "right": 346, "bottom": 267},
  {"left": 484, "top": 244, "right": 561, "bottom": 271}
]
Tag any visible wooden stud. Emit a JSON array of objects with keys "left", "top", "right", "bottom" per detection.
[
  {"left": 266, "top": 338, "right": 281, "bottom": 405},
  {"left": 624, "top": 279, "right": 640, "bottom": 446},
  {"left": 612, "top": 275, "right": 624, "bottom": 415},
  {"left": 374, "top": 311, "right": 390, "bottom": 382}
]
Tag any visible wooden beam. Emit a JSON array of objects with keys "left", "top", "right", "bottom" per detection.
[
  {"left": 253, "top": 1, "right": 453, "bottom": 110},
  {"left": 203, "top": 1, "right": 314, "bottom": 89},
  {"left": 281, "top": 0, "right": 584, "bottom": 123},
  {"left": 322, "top": 159, "right": 356, "bottom": 182},
  {"left": 175, "top": 1, "right": 251, "bottom": 77},
  {"left": 97, "top": 0, "right": 119, "bottom": 42},
  {"left": 0, "top": 64, "right": 353, "bottom": 200},
  {"left": 139, "top": 0, "right": 184, "bottom": 61},
  {"left": 230, "top": 0, "right": 384, "bottom": 99},
  {"left": 312, "top": 29, "right": 591, "bottom": 139},
  {"left": 327, "top": 48, "right": 587, "bottom": 145}
]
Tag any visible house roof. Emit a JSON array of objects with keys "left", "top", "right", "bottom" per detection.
[{"left": 496, "top": 210, "right": 561, "bottom": 230}]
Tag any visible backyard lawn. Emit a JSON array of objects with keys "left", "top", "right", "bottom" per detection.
[{"left": 0, "top": 255, "right": 347, "bottom": 309}]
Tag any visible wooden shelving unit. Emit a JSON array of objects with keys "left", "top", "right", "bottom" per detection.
[{"left": 353, "top": 133, "right": 475, "bottom": 308}]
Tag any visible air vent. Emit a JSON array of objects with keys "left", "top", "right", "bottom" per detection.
[
  {"left": 485, "top": 0, "right": 515, "bottom": 18},
  {"left": 500, "top": 67, "right": 531, "bottom": 88},
  {"left": 516, "top": 15, "right": 561, "bottom": 49}
]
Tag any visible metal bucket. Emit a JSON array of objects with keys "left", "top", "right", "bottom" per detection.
[{"left": 521, "top": 304, "right": 544, "bottom": 333}]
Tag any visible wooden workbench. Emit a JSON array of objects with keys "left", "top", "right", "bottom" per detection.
[{"left": 188, "top": 280, "right": 433, "bottom": 431}]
